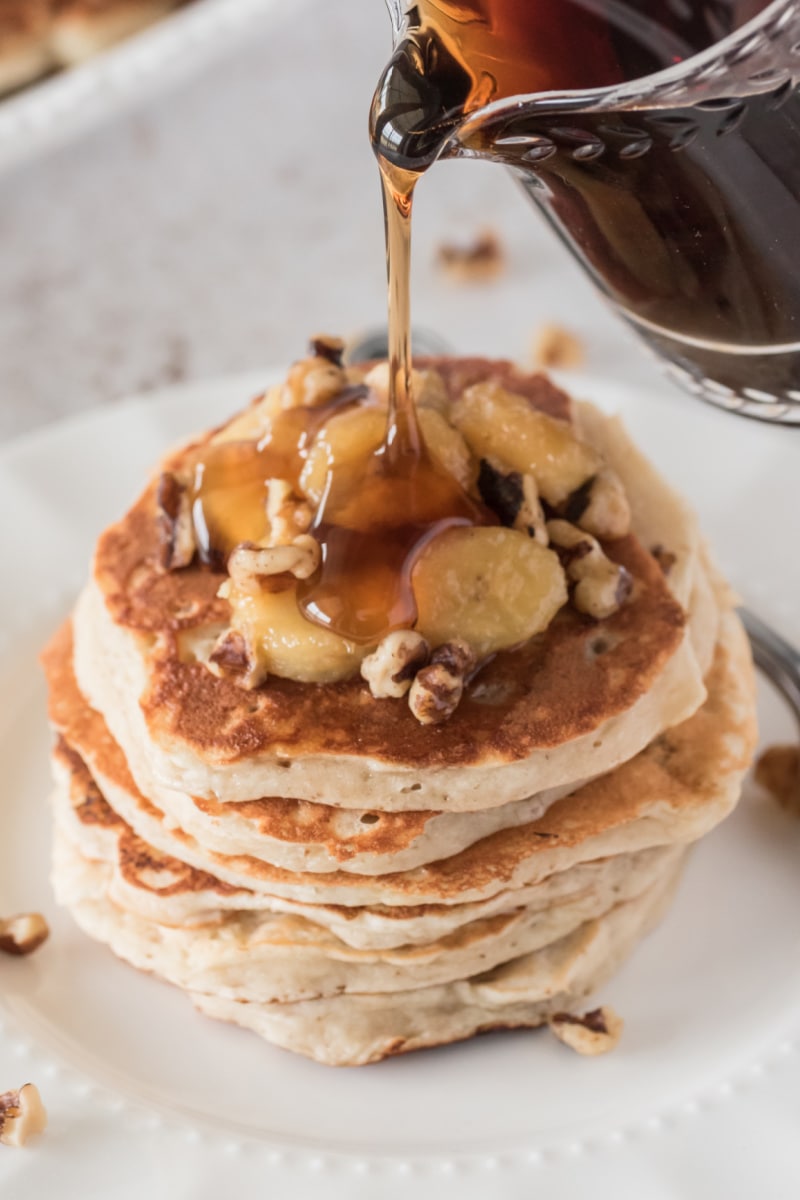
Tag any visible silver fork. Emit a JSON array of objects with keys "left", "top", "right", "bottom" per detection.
[{"left": 739, "top": 609, "right": 800, "bottom": 727}]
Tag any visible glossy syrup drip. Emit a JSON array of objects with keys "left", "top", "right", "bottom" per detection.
[
  {"left": 297, "top": 161, "right": 490, "bottom": 644},
  {"left": 190, "top": 385, "right": 367, "bottom": 566},
  {"left": 190, "top": 280, "right": 489, "bottom": 645}
]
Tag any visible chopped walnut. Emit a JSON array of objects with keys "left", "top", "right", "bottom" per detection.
[
  {"left": 0, "top": 913, "right": 49, "bottom": 957},
  {"left": 573, "top": 561, "right": 632, "bottom": 620},
  {"left": 265, "top": 479, "right": 313, "bottom": 547},
  {"left": 360, "top": 631, "right": 430, "bottom": 699},
  {"left": 549, "top": 1007, "right": 623, "bottom": 1055},
  {"left": 561, "top": 468, "right": 631, "bottom": 541},
  {"left": 409, "top": 663, "right": 463, "bottom": 725},
  {"left": 651, "top": 545, "right": 678, "bottom": 576},
  {"left": 308, "top": 334, "right": 345, "bottom": 366},
  {"left": 430, "top": 638, "right": 476, "bottom": 677},
  {"left": 156, "top": 472, "right": 195, "bottom": 570},
  {"left": 208, "top": 629, "right": 268, "bottom": 690},
  {"left": 408, "top": 640, "right": 475, "bottom": 725},
  {"left": 437, "top": 229, "right": 505, "bottom": 283},
  {"left": 532, "top": 323, "right": 585, "bottom": 370},
  {"left": 755, "top": 744, "right": 800, "bottom": 816},
  {"left": 0, "top": 1085, "right": 47, "bottom": 1147},
  {"left": 228, "top": 536, "right": 321, "bottom": 588},
  {"left": 282, "top": 352, "right": 347, "bottom": 409},
  {"left": 547, "top": 519, "right": 632, "bottom": 620},
  {"left": 477, "top": 458, "right": 548, "bottom": 545}
]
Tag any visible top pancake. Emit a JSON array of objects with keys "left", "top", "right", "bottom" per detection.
[{"left": 78, "top": 361, "right": 701, "bottom": 810}]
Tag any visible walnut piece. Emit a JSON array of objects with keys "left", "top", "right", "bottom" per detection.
[
  {"left": 651, "top": 544, "right": 678, "bottom": 576},
  {"left": 549, "top": 1006, "right": 623, "bottom": 1056},
  {"left": 308, "top": 333, "right": 345, "bottom": 366},
  {"left": 207, "top": 629, "right": 268, "bottom": 691},
  {"left": 265, "top": 479, "right": 313, "bottom": 547},
  {"left": 0, "top": 913, "right": 49, "bottom": 957},
  {"left": 755, "top": 744, "right": 800, "bottom": 816},
  {"left": 360, "top": 631, "right": 430, "bottom": 699},
  {"left": 156, "top": 472, "right": 195, "bottom": 571},
  {"left": 532, "top": 322, "right": 585, "bottom": 370},
  {"left": 437, "top": 228, "right": 505, "bottom": 283},
  {"left": 282, "top": 351, "right": 347, "bottom": 409},
  {"left": 430, "top": 639, "right": 476, "bottom": 677},
  {"left": 477, "top": 458, "right": 548, "bottom": 545},
  {"left": 228, "top": 536, "right": 321, "bottom": 589},
  {"left": 0, "top": 1085, "right": 47, "bottom": 1147},
  {"left": 561, "top": 467, "right": 631, "bottom": 541},
  {"left": 408, "top": 639, "right": 476, "bottom": 725},
  {"left": 547, "top": 519, "right": 632, "bottom": 620}
]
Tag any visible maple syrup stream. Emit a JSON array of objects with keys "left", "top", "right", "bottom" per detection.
[
  {"left": 295, "top": 161, "right": 488, "bottom": 645},
  {"left": 190, "top": 154, "right": 488, "bottom": 646}
]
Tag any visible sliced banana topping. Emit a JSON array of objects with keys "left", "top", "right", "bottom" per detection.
[{"left": 163, "top": 353, "right": 635, "bottom": 712}]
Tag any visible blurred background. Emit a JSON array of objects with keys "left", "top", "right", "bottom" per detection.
[{"left": 0, "top": 0, "right": 656, "bottom": 444}]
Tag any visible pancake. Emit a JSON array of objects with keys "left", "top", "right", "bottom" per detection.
[
  {"left": 44, "top": 622, "right": 579, "bottom": 877},
  {"left": 52, "top": 822, "right": 684, "bottom": 1004},
  {"left": 50, "top": 724, "right": 682, "bottom": 947},
  {"left": 51, "top": 611, "right": 756, "bottom": 909},
  {"left": 0, "top": 0, "right": 53, "bottom": 95},
  {"left": 74, "top": 384, "right": 707, "bottom": 811},
  {"left": 195, "top": 860, "right": 686, "bottom": 1066}
]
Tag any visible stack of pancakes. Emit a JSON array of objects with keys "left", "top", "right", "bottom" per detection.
[
  {"left": 42, "top": 359, "right": 757, "bottom": 1065},
  {"left": 0, "top": 0, "right": 183, "bottom": 96}
]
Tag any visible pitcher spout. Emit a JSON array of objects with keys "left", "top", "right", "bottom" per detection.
[{"left": 373, "top": 0, "right": 800, "bottom": 422}]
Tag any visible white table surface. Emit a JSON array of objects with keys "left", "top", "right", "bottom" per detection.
[{"left": 1, "top": 4, "right": 796, "bottom": 1199}]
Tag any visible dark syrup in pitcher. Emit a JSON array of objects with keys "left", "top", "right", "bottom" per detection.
[{"left": 372, "top": 0, "right": 800, "bottom": 411}]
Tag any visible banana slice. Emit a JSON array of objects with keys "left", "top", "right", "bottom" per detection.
[
  {"left": 452, "top": 381, "right": 600, "bottom": 505},
  {"left": 412, "top": 526, "right": 567, "bottom": 656},
  {"left": 300, "top": 406, "right": 476, "bottom": 506},
  {"left": 300, "top": 407, "right": 386, "bottom": 506},
  {"left": 227, "top": 584, "right": 367, "bottom": 684},
  {"left": 418, "top": 409, "right": 477, "bottom": 492},
  {"left": 211, "top": 387, "right": 283, "bottom": 445}
]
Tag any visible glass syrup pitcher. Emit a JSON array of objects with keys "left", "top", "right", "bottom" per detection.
[{"left": 372, "top": 0, "right": 800, "bottom": 424}]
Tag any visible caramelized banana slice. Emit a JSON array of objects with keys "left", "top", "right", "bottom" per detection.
[
  {"left": 212, "top": 387, "right": 283, "bottom": 445},
  {"left": 362, "top": 364, "right": 450, "bottom": 413},
  {"left": 452, "top": 381, "right": 600, "bottom": 505},
  {"left": 301, "top": 406, "right": 476, "bottom": 506},
  {"left": 227, "top": 584, "right": 367, "bottom": 683},
  {"left": 412, "top": 527, "right": 567, "bottom": 657},
  {"left": 300, "top": 407, "right": 386, "bottom": 506},
  {"left": 418, "top": 409, "right": 477, "bottom": 492}
]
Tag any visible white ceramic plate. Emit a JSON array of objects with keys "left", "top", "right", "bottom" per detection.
[
  {"left": 0, "top": 372, "right": 799, "bottom": 1199},
  {"left": 0, "top": 0, "right": 286, "bottom": 173}
]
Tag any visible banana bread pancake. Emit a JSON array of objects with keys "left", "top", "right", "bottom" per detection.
[{"left": 74, "top": 369, "right": 704, "bottom": 811}]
